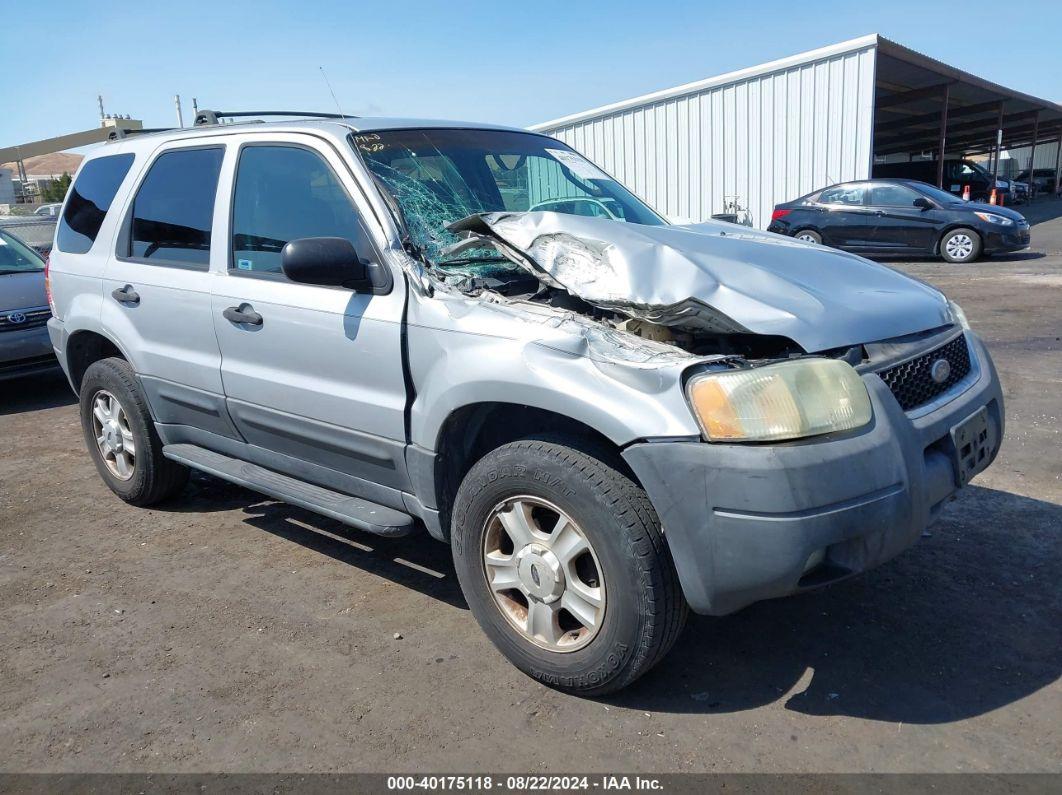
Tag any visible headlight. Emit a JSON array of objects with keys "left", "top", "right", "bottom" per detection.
[
  {"left": 974, "top": 211, "right": 1014, "bottom": 226},
  {"left": 686, "top": 359, "right": 872, "bottom": 442},
  {"left": 948, "top": 299, "right": 970, "bottom": 330}
]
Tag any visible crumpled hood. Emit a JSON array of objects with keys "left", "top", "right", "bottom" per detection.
[{"left": 448, "top": 212, "right": 951, "bottom": 353}]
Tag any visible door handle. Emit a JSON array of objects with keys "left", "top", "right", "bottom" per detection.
[
  {"left": 874, "top": 210, "right": 885, "bottom": 216},
  {"left": 111, "top": 285, "right": 140, "bottom": 305},
  {"left": 223, "top": 303, "right": 263, "bottom": 326}
]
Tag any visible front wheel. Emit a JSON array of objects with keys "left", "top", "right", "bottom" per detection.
[
  {"left": 451, "top": 438, "right": 687, "bottom": 695},
  {"left": 940, "top": 228, "right": 982, "bottom": 263}
]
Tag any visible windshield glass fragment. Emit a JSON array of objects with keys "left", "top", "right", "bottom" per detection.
[{"left": 354, "top": 128, "right": 663, "bottom": 267}]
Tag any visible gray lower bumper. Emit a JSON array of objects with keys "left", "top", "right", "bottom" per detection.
[{"left": 622, "top": 332, "right": 1004, "bottom": 616}]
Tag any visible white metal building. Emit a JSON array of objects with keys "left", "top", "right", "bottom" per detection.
[{"left": 531, "top": 34, "right": 1062, "bottom": 228}]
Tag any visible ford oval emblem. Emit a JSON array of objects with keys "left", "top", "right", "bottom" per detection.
[
  {"left": 7, "top": 311, "right": 27, "bottom": 324},
  {"left": 930, "top": 359, "right": 951, "bottom": 384}
]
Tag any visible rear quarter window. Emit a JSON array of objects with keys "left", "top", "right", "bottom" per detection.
[{"left": 56, "top": 153, "right": 135, "bottom": 254}]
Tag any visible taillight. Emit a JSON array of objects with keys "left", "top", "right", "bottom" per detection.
[
  {"left": 771, "top": 208, "right": 792, "bottom": 221},
  {"left": 44, "top": 254, "right": 57, "bottom": 316}
]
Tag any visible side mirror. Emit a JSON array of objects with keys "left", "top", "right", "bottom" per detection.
[
  {"left": 281, "top": 237, "right": 372, "bottom": 292},
  {"left": 913, "top": 197, "right": 934, "bottom": 211}
]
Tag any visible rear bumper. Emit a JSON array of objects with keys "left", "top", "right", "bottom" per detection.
[
  {"left": 622, "top": 332, "right": 1004, "bottom": 616},
  {"left": 0, "top": 324, "right": 57, "bottom": 381}
]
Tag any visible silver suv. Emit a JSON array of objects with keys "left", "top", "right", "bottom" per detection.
[{"left": 46, "top": 112, "right": 1004, "bottom": 694}]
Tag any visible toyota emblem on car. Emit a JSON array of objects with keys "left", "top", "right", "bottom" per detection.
[{"left": 7, "top": 312, "right": 27, "bottom": 325}]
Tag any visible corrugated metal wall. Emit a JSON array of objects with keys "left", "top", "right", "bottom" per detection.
[{"left": 534, "top": 44, "right": 878, "bottom": 230}]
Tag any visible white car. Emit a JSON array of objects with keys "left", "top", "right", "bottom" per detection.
[{"left": 33, "top": 203, "right": 63, "bottom": 217}]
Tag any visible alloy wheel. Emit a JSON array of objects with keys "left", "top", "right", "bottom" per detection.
[
  {"left": 482, "top": 496, "right": 606, "bottom": 652},
  {"left": 90, "top": 390, "right": 136, "bottom": 480}
]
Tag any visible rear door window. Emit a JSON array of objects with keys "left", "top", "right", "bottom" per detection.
[
  {"left": 55, "top": 153, "right": 135, "bottom": 254},
  {"left": 869, "top": 184, "right": 922, "bottom": 207},
  {"left": 126, "top": 147, "right": 224, "bottom": 267}
]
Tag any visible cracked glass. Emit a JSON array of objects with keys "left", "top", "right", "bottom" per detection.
[{"left": 354, "top": 128, "right": 663, "bottom": 270}]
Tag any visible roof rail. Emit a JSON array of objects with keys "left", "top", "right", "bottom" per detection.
[
  {"left": 107, "top": 127, "right": 176, "bottom": 141},
  {"left": 193, "top": 109, "right": 353, "bottom": 126}
]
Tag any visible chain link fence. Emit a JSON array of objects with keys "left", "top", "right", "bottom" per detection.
[{"left": 0, "top": 218, "right": 57, "bottom": 254}]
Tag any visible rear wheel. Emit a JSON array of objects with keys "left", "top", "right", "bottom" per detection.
[
  {"left": 79, "top": 357, "right": 189, "bottom": 505},
  {"left": 451, "top": 437, "right": 687, "bottom": 695},
  {"left": 794, "top": 229, "right": 821, "bottom": 244},
  {"left": 940, "top": 228, "right": 982, "bottom": 263}
]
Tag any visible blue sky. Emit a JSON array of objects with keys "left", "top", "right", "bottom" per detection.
[{"left": 3, "top": 0, "right": 1060, "bottom": 147}]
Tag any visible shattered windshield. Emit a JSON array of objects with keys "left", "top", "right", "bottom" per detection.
[{"left": 353, "top": 128, "right": 664, "bottom": 267}]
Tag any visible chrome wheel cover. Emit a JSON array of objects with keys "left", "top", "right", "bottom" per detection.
[
  {"left": 91, "top": 390, "right": 136, "bottom": 480},
  {"left": 946, "top": 233, "right": 974, "bottom": 260},
  {"left": 482, "top": 496, "right": 606, "bottom": 653},
  {"left": 796, "top": 233, "right": 818, "bottom": 243}
]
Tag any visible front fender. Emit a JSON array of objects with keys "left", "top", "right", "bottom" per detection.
[{"left": 407, "top": 320, "right": 703, "bottom": 450}]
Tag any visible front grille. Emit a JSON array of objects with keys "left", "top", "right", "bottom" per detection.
[
  {"left": 0, "top": 307, "right": 51, "bottom": 333},
  {"left": 878, "top": 334, "right": 972, "bottom": 412}
]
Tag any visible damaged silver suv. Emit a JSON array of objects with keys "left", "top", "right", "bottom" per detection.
[{"left": 46, "top": 114, "right": 1003, "bottom": 694}]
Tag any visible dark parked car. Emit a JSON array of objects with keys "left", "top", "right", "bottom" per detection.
[
  {"left": 873, "top": 158, "right": 1027, "bottom": 204},
  {"left": 768, "top": 179, "right": 1030, "bottom": 263},
  {"left": 0, "top": 228, "right": 56, "bottom": 380},
  {"left": 1015, "top": 169, "right": 1060, "bottom": 196}
]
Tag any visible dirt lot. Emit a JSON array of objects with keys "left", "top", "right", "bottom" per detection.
[{"left": 2, "top": 205, "right": 1060, "bottom": 774}]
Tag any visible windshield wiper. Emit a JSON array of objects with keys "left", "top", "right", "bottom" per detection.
[{"left": 436, "top": 255, "right": 512, "bottom": 267}]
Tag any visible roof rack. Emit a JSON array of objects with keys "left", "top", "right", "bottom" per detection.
[
  {"left": 107, "top": 127, "right": 176, "bottom": 141},
  {"left": 193, "top": 109, "right": 353, "bottom": 126}
]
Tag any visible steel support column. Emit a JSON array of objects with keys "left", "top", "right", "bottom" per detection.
[
  {"left": 1026, "top": 111, "right": 1039, "bottom": 196},
  {"left": 1054, "top": 136, "right": 1062, "bottom": 198},
  {"left": 936, "top": 84, "right": 951, "bottom": 187},
  {"left": 990, "top": 103, "right": 1005, "bottom": 186}
]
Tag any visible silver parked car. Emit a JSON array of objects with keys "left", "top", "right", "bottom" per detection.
[
  {"left": 0, "top": 228, "right": 54, "bottom": 380},
  {"left": 46, "top": 113, "right": 1004, "bottom": 694}
]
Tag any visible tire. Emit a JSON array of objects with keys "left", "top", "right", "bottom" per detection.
[
  {"left": 794, "top": 229, "right": 822, "bottom": 244},
  {"left": 451, "top": 437, "right": 688, "bottom": 696},
  {"left": 79, "top": 357, "right": 189, "bottom": 506},
  {"left": 940, "top": 227, "right": 982, "bottom": 263}
]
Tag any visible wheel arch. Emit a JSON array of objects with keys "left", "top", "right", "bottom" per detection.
[
  {"left": 429, "top": 402, "right": 640, "bottom": 542},
  {"left": 66, "top": 328, "right": 130, "bottom": 392}
]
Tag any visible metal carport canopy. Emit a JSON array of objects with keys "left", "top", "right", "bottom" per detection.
[{"left": 871, "top": 36, "right": 1062, "bottom": 164}]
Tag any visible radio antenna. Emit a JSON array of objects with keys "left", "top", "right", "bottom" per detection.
[{"left": 319, "top": 66, "right": 346, "bottom": 118}]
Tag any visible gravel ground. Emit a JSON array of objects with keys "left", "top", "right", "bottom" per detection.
[{"left": 1, "top": 204, "right": 1060, "bottom": 774}]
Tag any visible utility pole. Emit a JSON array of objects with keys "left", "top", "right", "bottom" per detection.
[
  {"left": 97, "top": 94, "right": 105, "bottom": 121},
  {"left": 174, "top": 94, "right": 184, "bottom": 128}
]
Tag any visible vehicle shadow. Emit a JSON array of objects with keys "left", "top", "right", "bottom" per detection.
[
  {"left": 153, "top": 472, "right": 468, "bottom": 608},
  {"left": 240, "top": 498, "right": 467, "bottom": 610},
  {"left": 610, "top": 485, "right": 1061, "bottom": 724},
  {"left": 0, "top": 368, "right": 74, "bottom": 415},
  {"left": 874, "top": 250, "right": 1046, "bottom": 265},
  {"left": 1021, "top": 197, "right": 1062, "bottom": 226}
]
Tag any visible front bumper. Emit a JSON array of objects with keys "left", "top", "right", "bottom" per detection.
[
  {"left": 0, "top": 323, "right": 57, "bottom": 381},
  {"left": 982, "top": 224, "right": 1031, "bottom": 254},
  {"left": 622, "top": 332, "right": 1004, "bottom": 615}
]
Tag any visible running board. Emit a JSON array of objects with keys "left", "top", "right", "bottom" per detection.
[{"left": 162, "top": 443, "right": 415, "bottom": 537}]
